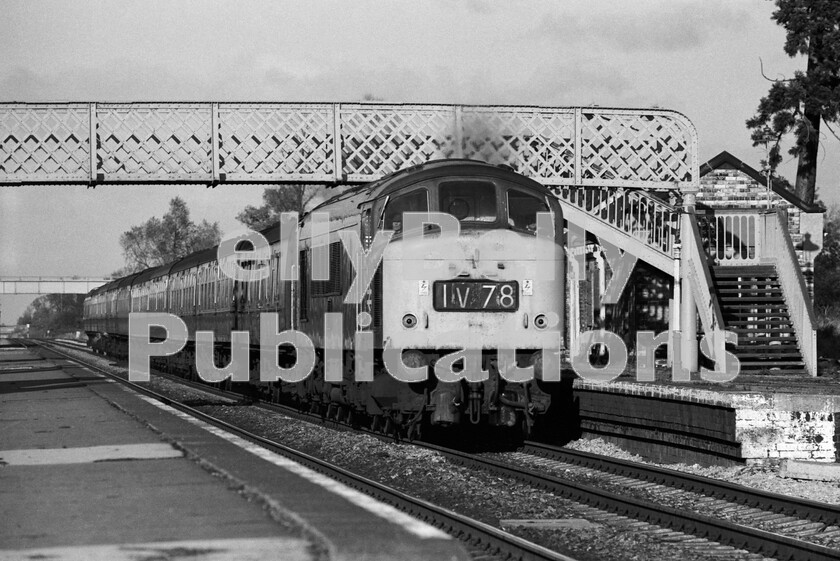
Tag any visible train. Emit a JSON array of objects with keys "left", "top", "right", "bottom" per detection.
[{"left": 83, "top": 159, "right": 565, "bottom": 439}]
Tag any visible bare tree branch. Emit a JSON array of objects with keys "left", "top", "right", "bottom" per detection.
[
  {"left": 759, "top": 57, "right": 796, "bottom": 83},
  {"left": 822, "top": 118, "right": 840, "bottom": 143}
]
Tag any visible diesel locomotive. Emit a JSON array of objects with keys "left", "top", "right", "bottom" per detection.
[{"left": 83, "top": 159, "right": 565, "bottom": 438}]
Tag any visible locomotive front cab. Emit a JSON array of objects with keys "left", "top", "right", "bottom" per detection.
[{"left": 373, "top": 164, "right": 565, "bottom": 433}]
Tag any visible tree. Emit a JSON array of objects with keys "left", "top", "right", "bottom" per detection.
[
  {"left": 118, "top": 197, "right": 221, "bottom": 274},
  {"left": 746, "top": 0, "right": 840, "bottom": 204},
  {"left": 17, "top": 294, "right": 86, "bottom": 337},
  {"left": 815, "top": 203, "right": 840, "bottom": 310},
  {"left": 236, "top": 185, "right": 326, "bottom": 231}
]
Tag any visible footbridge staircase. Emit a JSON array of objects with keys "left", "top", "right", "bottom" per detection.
[{"left": 0, "top": 102, "right": 818, "bottom": 376}]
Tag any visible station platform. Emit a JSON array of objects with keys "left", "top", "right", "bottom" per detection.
[
  {"left": 548, "top": 370, "right": 840, "bottom": 466},
  {"left": 0, "top": 344, "right": 465, "bottom": 561}
]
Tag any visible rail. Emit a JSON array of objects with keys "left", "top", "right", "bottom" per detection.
[
  {"left": 764, "top": 210, "right": 818, "bottom": 376},
  {"left": 0, "top": 103, "right": 698, "bottom": 188},
  {"left": 523, "top": 441, "right": 840, "bottom": 526},
  {"left": 551, "top": 185, "right": 678, "bottom": 259}
]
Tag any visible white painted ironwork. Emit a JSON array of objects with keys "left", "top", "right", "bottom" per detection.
[
  {"left": 697, "top": 210, "right": 762, "bottom": 266},
  {"left": 0, "top": 276, "right": 111, "bottom": 295},
  {"left": 683, "top": 213, "right": 726, "bottom": 365},
  {"left": 764, "top": 211, "right": 817, "bottom": 376},
  {"left": 1, "top": 104, "right": 91, "bottom": 182},
  {"left": 552, "top": 185, "right": 678, "bottom": 266},
  {"left": 1, "top": 103, "right": 698, "bottom": 188}
]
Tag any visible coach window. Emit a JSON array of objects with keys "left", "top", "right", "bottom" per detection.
[
  {"left": 507, "top": 189, "right": 548, "bottom": 233},
  {"left": 382, "top": 188, "right": 428, "bottom": 233},
  {"left": 439, "top": 181, "right": 497, "bottom": 224}
]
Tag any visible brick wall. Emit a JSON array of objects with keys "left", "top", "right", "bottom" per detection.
[{"left": 573, "top": 379, "right": 840, "bottom": 463}]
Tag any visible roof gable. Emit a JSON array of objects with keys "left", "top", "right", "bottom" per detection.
[{"left": 699, "top": 151, "right": 823, "bottom": 212}]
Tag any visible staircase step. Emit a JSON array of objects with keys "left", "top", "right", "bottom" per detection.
[
  {"left": 735, "top": 352, "right": 803, "bottom": 359},
  {"left": 738, "top": 360, "right": 806, "bottom": 368},
  {"left": 716, "top": 284, "right": 782, "bottom": 290},
  {"left": 715, "top": 285, "right": 782, "bottom": 291},
  {"left": 726, "top": 324, "right": 794, "bottom": 330},
  {"left": 723, "top": 313, "right": 791, "bottom": 322},
  {"left": 714, "top": 278, "right": 780, "bottom": 285},
  {"left": 727, "top": 324, "right": 792, "bottom": 327},
  {"left": 719, "top": 296, "right": 786, "bottom": 301},
  {"left": 739, "top": 367, "right": 808, "bottom": 375},
  {"left": 713, "top": 266, "right": 777, "bottom": 276},
  {"left": 734, "top": 339, "right": 797, "bottom": 346},
  {"left": 718, "top": 294, "right": 784, "bottom": 300},
  {"left": 723, "top": 312, "right": 792, "bottom": 319},
  {"left": 712, "top": 276, "right": 778, "bottom": 282},
  {"left": 720, "top": 302, "right": 787, "bottom": 308},
  {"left": 716, "top": 288, "right": 783, "bottom": 295},
  {"left": 734, "top": 341, "right": 798, "bottom": 347},
  {"left": 721, "top": 300, "right": 787, "bottom": 306},
  {"left": 734, "top": 343, "right": 800, "bottom": 350},
  {"left": 725, "top": 321, "right": 791, "bottom": 327},
  {"left": 723, "top": 316, "right": 793, "bottom": 324}
]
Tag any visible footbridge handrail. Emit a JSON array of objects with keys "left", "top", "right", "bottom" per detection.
[
  {"left": 685, "top": 213, "right": 726, "bottom": 337},
  {"left": 0, "top": 276, "right": 112, "bottom": 295},
  {"left": 551, "top": 185, "right": 678, "bottom": 260},
  {"left": 765, "top": 210, "right": 817, "bottom": 376}
]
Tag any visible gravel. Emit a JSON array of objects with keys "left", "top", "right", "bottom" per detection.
[
  {"left": 199, "top": 404, "right": 772, "bottom": 561},
  {"left": 565, "top": 437, "right": 840, "bottom": 505}
]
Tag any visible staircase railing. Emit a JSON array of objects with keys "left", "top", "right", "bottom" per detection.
[
  {"left": 697, "top": 210, "right": 762, "bottom": 266},
  {"left": 763, "top": 210, "right": 817, "bottom": 376},
  {"left": 685, "top": 212, "right": 727, "bottom": 366},
  {"left": 552, "top": 186, "right": 678, "bottom": 258}
]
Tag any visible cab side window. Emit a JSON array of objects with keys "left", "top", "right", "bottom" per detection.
[
  {"left": 382, "top": 189, "right": 428, "bottom": 233},
  {"left": 507, "top": 190, "right": 548, "bottom": 233}
]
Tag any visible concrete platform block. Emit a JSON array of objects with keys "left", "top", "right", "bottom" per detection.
[{"left": 780, "top": 459, "right": 840, "bottom": 481}]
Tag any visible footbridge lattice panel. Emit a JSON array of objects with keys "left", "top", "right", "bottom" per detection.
[{"left": 1, "top": 103, "right": 698, "bottom": 189}]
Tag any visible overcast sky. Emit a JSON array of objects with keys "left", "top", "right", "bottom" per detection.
[{"left": 1, "top": 0, "right": 839, "bottom": 322}]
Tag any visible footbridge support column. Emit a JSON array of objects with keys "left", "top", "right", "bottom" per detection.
[{"left": 679, "top": 185, "right": 700, "bottom": 373}]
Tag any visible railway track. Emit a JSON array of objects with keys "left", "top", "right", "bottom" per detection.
[
  {"left": 444, "top": 448, "right": 840, "bottom": 561},
  {"left": 33, "top": 338, "right": 840, "bottom": 560},
  {"left": 22, "top": 339, "right": 575, "bottom": 561},
  {"left": 521, "top": 442, "right": 840, "bottom": 526}
]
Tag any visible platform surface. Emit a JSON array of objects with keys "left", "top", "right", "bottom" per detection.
[{"left": 0, "top": 345, "right": 465, "bottom": 561}]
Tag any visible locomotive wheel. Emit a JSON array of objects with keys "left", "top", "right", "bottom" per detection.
[
  {"left": 520, "top": 417, "right": 533, "bottom": 439},
  {"left": 383, "top": 416, "right": 401, "bottom": 443},
  {"left": 406, "top": 421, "right": 422, "bottom": 442}
]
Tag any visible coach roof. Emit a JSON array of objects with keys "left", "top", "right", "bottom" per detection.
[{"left": 169, "top": 246, "right": 218, "bottom": 275}]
